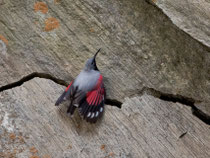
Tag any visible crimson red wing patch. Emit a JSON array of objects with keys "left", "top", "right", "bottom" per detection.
[
  {"left": 65, "top": 81, "right": 73, "bottom": 92},
  {"left": 79, "top": 77, "right": 105, "bottom": 123},
  {"left": 86, "top": 87, "right": 105, "bottom": 106}
]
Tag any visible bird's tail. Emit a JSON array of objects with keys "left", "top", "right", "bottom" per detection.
[
  {"left": 67, "top": 86, "right": 78, "bottom": 115},
  {"left": 55, "top": 91, "right": 66, "bottom": 106},
  {"left": 55, "top": 81, "right": 73, "bottom": 106}
]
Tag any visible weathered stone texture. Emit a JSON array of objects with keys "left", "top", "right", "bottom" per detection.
[
  {"left": 0, "top": 78, "right": 209, "bottom": 157},
  {"left": 0, "top": 0, "right": 210, "bottom": 157}
]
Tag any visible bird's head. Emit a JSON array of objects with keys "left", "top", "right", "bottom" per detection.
[{"left": 84, "top": 48, "right": 101, "bottom": 71}]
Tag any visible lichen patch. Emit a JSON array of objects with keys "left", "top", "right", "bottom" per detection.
[
  {"left": 0, "top": 35, "right": 8, "bottom": 45},
  {"left": 30, "top": 146, "right": 38, "bottom": 154},
  {"left": 34, "top": 2, "right": 48, "bottom": 14},
  {"left": 44, "top": 17, "right": 60, "bottom": 31},
  {"left": 54, "top": 0, "right": 61, "bottom": 3}
]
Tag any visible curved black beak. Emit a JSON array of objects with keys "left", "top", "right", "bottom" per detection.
[{"left": 94, "top": 48, "right": 101, "bottom": 59}]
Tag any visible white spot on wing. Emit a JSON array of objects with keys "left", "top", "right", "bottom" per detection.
[
  {"left": 100, "top": 107, "right": 103, "bottom": 112},
  {"left": 91, "top": 113, "right": 95, "bottom": 118},
  {"left": 95, "top": 111, "right": 99, "bottom": 117},
  {"left": 87, "top": 112, "right": 91, "bottom": 117},
  {"left": 74, "top": 104, "right": 79, "bottom": 107}
]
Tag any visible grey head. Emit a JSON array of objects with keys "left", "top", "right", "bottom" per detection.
[{"left": 84, "top": 48, "right": 101, "bottom": 71}]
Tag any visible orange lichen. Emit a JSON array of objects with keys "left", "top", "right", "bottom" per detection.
[
  {"left": 0, "top": 152, "right": 4, "bottom": 157},
  {"left": 30, "top": 156, "right": 40, "bottom": 158},
  {"left": 13, "top": 149, "right": 17, "bottom": 155},
  {"left": 44, "top": 17, "right": 60, "bottom": 31},
  {"left": 100, "top": 144, "right": 105, "bottom": 150},
  {"left": 109, "top": 152, "right": 114, "bottom": 157},
  {"left": 54, "top": 0, "right": 61, "bottom": 3},
  {"left": 67, "top": 145, "right": 72, "bottom": 149},
  {"left": 42, "top": 154, "right": 51, "bottom": 158},
  {"left": 0, "top": 35, "right": 8, "bottom": 45},
  {"left": 152, "top": 0, "right": 157, "bottom": 3},
  {"left": 2, "top": 150, "right": 16, "bottom": 158},
  {"left": 34, "top": 2, "right": 48, "bottom": 14},
  {"left": 9, "top": 133, "right": 16, "bottom": 141},
  {"left": 18, "top": 136, "right": 25, "bottom": 143},
  {"left": 90, "top": 28, "right": 95, "bottom": 33},
  {"left": 30, "top": 147, "right": 38, "bottom": 154}
]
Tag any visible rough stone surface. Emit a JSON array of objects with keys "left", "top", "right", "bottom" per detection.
[
  {"left": 0, "top": 0, "right": 210, "bottom": 157},
  {"left": 0, "top": 78, "right": 209, "bottom": 158},
  {"left": 148, "top": 0, "right": 210, "bottom": 114},
  {"left": 0, "top": 0, "right": 210, "bottom": 104},
  {"left": 154, "top": 0, "right": 210, "bottom": 48}
]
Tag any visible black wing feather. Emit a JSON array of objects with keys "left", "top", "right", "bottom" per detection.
[{"left": 78, "top": 83, "right": 105, "bottom": 123}]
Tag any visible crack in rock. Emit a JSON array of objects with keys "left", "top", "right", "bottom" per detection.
[
  {"left": 179, "top": 131, "right": 187, "bottom": 138},
  {"left": 105, "top": 99, "right": 122, "bottom": 109},
  {"left": 0, "top": 72, "right": 122, "bottom": 108},
  {"left": 136, "top": 87, "right": 210, "bottom": 125},
  {"left": 0, "top": 72, "right": 68, "bottom": 91},
  {"left": 0, "top": 72, "right": 209, "bottom": 124}
]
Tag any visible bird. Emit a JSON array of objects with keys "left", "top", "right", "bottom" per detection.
[{"left": 55, "top": 49, "right": 106, "bottom": 123}]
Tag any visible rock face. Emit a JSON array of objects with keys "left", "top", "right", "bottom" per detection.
[
  {"left": 153, "top": 0, "right": 210, "bottom": 48},
  {"left": 0, "top": 0, "right": 210, "bottom": 157},
  {"left": 0, "top": 78, "right": 210, "bottom": 157}
]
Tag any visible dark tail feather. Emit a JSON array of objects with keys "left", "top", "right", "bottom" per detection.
[
  {"left": 67, "top": 86, "right": 78, "bottom": 115},
  {"left": 55, "top": 91, "right": 66, "bottom": 106},
  {"left": 67, "top": 103, "right": 76, "bottom": 115}
]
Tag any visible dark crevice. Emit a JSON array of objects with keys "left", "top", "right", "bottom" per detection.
[
  {"left": 137, "top": 87, "right": 210, "bottom": 125},
  {"left": 0, "top": 72, "right": 68, "bottom": 92},
  {"left": 0, "top": 72, "right": 122, "bottom": 108},
  {"left": 0, "top": 72, "right": 209, "bottom": 124},
  {"left": 179, "top": 131, "right": 187, "bottom": 138},
  {"left": 192, "top": 107, "right": 210, "bottom": 125},
  {"left": 105, "top": 99, "right": 122, "bottom": 109}
]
